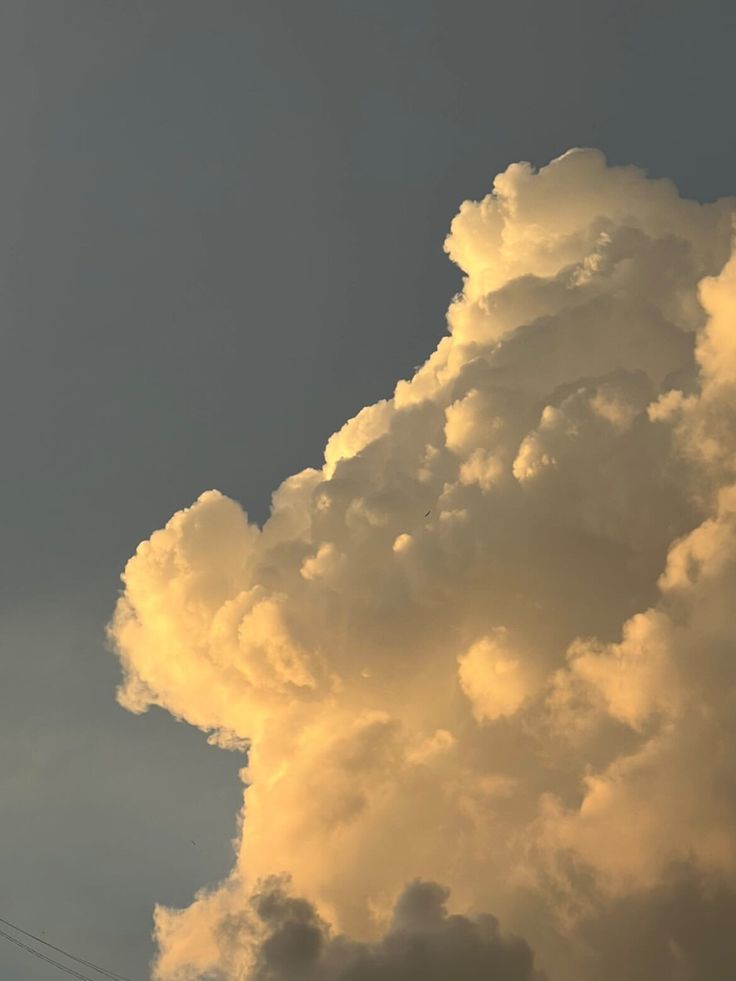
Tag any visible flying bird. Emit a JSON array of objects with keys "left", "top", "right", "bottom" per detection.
[{"left": 424, "top": 510, "right": 431, "bottom": 517}]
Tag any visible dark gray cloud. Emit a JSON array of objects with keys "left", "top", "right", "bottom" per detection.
[
  {"left": 248, "top": 880, "right": 545, "bottom": 981},
  {"left": 578, "top": 868, "right": 736, "bottom": 981}
]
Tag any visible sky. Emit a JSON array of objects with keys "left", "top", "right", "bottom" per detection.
[{"left": 2, "top": 2, "right": 736, "bottom": 980}]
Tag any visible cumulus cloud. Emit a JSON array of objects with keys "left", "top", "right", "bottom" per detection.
[
  {"left": 109, "top": 149, "right": 736, "bottom": 979},
  {"left": 231, "top": 878, "right": 544, "bottom": 981}
]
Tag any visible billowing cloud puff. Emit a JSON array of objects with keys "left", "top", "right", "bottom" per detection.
[
  {"left": 172, "top": 879, "right": 545, "bottom": 981},
  {"left": 109, "top": 149, "right": 736, "bottom": 979},
  {"left": 458, "top": 630, "right": 535, "bottom": 722}
]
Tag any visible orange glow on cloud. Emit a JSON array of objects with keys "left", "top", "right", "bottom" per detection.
[{"left": 109, "top": 150, "right": 736, "bottom": 980}]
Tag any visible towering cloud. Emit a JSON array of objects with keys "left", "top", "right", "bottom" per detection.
[{"left": 109, "top": 149, "right": 736, "bottom": 979}]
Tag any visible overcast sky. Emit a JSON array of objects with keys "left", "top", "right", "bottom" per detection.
[{"left": 2, "top": 2, "right": 735, "bottom": 979}]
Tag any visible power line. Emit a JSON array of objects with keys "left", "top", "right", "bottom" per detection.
[
  {"left": 0, "top": 915, "right": 132, "bottom": 981},
  {"left": 0, "top": 927, "right": 101, "bottom": 981}
]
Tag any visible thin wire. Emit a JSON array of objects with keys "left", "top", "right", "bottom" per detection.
[
  {"left": 0, "top": 916, "right": 131, "bottom": 981},
  {"left": 0, "top": 927, "right": 101, "bottom": 981}
]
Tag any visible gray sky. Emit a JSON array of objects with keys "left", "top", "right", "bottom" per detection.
[{"left": 1, "top": 1, "right": 734, "bottom": 978}]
